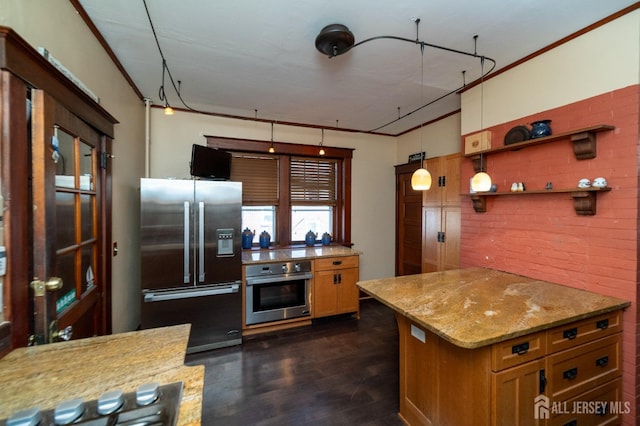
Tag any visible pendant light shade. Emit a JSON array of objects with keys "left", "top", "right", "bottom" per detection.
[
  {"left": 471, "top": 171, "right": 492, "bottom": 192},
  {"left": 411, "top": 167, "right": 432, "bottom": 190}
]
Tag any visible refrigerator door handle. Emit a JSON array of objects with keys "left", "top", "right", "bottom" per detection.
[
  {"left": 183, "top": 201, "right": 190, "bottom": 284},
  {"left": 198, "top": 201, "right": 205, "bottom": 283},
  {"left": 144, "top": 282, "right": 241, "bottom": 302}
]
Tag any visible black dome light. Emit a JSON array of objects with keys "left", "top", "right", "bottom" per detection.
[{"left": 315, "top": 24, "right": 355, "bottom": 57}]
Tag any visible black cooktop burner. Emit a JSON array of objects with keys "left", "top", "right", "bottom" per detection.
[{"left": 1, "top": 381, "right": 183, "bottom": 426}]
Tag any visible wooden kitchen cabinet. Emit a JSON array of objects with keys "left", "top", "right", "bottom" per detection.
[
  {"left": 394, "top": 309, "right": 624, "bottom": 426},
  {"left": 492, "top": 358, "right": 545, "bottom": 426},
  {"left": 395, "top": 153, "right": 461, "bottom": 276},
  {"left": 422, "top": 206, "right": 460, "bottom": 273},
  {"left": 422, "top": 153, "right": 461, "bottom": 273},
  {"left": 313, "top": 256, "right": 359, "bottom": 318}
]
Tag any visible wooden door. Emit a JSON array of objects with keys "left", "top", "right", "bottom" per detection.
[
  {"left": 441, "top": 154, "right": 461, "bottom": 207},
  {"left": 422, "top": 157, "right": 443, "bottom": 207},
  {"left": 441, "top": 207, "right": 461, "bottom": 271},
  {"left": 395, "top": 164, "right": 423, "bottom": 276},
  {"left": 422, "top": 207, "right": 441, "bottom": 273},
  {"left": 30, "top": 90, "right": 106, "bottom": 344},
  {"left": 335, "top": 267, "right": 359, "bottom": 314},
  {"left": 313, "top": 270, "right": 337, "bottom": 317},
  {"left": 492, "top": 359, "right": 545, "bottom": 425}
]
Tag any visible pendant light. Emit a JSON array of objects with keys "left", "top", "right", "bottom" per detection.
[
  {"left": 411, "top": 42, "right": 432, "bottom": 191},
  {"left": 319, "top": 128, "right": 326, "bottom": 156},
  {"left": 470, "top": 51, "right": 492, "bottom": 192},
  {"left": 268, "top": 122, "right": 276, "bottom": 153}
]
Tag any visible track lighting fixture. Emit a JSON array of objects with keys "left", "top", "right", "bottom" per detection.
[{"left": 315, "top": 18, "right": 496, "bottom": 132}]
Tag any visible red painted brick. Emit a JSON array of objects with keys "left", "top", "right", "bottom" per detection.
[{"left": 461, "top": 86, "right": 640, "bottom": 425}]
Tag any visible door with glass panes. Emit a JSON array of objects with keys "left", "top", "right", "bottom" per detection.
[{"left": 30, "top": 90, "right": 106, "bottom": 344}]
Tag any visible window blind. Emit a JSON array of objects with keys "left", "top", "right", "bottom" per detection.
[
  {"left": 230, "top": 154, "right": 279, "bottom": 205},
  {"left": 290, "top": 157, "right": 337, "bottom": 205}
]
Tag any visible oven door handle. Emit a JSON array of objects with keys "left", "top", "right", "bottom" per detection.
[
  {"left": 143, "top": 282, "right": 240, "bottom": 302},
  {"left": 246, "top": 272, "right": 313, "bottom": 286}
]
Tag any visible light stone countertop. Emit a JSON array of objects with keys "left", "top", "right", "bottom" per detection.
[
  {"left": 357, "top": 267, "right": 631, "bottom": 349},
  {"left": 242, "top": 245, "right": 360, "bottom": 264},
  {"left": 0, "top": 324, "right": 204, "bottom": 425}
]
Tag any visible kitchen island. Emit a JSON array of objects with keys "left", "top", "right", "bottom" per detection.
[
  {"left": 0, "top": 324, "right": 204, "bottom": 425},
  {"left": 358, "top": 267, "right": 631, "bottom": 425}
]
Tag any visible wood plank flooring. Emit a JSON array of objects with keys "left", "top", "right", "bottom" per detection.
[{"left": 185, "top": 298, "right": 403, "bottom": 425}]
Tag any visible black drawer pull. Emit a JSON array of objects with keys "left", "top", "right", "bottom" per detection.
[
  {"left": 332, "top": 260, "right": 342, "bottom": 266},
  {"left": 563, "top": 420, "right": 577, "bottom": 426},
  {"left": 563, "top": 327, "right": 578, "bottom": 340},
  {"left": 539, "top": 369, "right": 547, "bottom": 393},
  {"left": 511, "top": 342, "right": 529, "bottom": 355},
  {"left": 596, "top": 319, "right": 609, "bottom": 329},
  {"left": 596, "top": 356, "right": 609, "bottom": 367},
  {"left": 563, "top": 367, "right": 578, "bottom": 380}
]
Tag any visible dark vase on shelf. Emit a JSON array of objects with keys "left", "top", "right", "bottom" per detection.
[{"left": 530, "top": 120, "right": 552, "bottom": 139}]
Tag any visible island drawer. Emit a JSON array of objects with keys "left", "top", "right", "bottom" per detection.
[
  {"left": 547, "top": 310, "right": 622, "bottom": 354},
  {"left": 548, "top": 378, "right": 622, "bottom": 426},
  {"left": 315, "top": 255, "right": 359, "bottom": 271},
  {"left": 546, "top": 333, "right": 621, "bottom": 402},
  {"left": 492, "top": 331, "right": 546, "bottom": 371}
]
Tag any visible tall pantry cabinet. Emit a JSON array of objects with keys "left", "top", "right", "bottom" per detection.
[{"left": 395, "top": 153, "right": 461, "bottom": 276}]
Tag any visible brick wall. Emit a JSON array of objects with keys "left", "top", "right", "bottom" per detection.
[{"left": 460, "top": 85, "right": 639, "bottom": 423}]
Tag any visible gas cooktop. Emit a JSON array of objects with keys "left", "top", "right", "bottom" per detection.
[{"left": 0, "top": 381, "right": 183, "bottom": 426}]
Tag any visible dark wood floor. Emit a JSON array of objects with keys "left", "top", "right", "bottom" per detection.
[{"left": 185, "top": 298, "right": 403, "bottom": 425}]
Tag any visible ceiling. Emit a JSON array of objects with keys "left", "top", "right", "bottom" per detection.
[{"left": 76, "top": 0, "right": 635, "bottom": 135}]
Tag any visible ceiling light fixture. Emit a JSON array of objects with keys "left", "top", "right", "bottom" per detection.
[
  {"left": 470, "top": 48, "right": 492, "bottom": 192},
  {"left": 411, "top": 38, "right": 432, "bottom": 191},
  {"left": 319, "top": 128, "right": 326, "bottom": 156},
  {"left": 269, "top": 122, "right": 276, "bottom": 153}
]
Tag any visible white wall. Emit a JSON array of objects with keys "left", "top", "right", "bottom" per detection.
[
  {"left": 149, "top": 109, "right": 397, "bottom": 281},
  {"left": 396, "top": 113, "right": 462, "bottom": 164},
  {"left": 461, "top": 10, "right": 640, "bottom": 135},
  {"left": 1, "top": 0, "right": 146, "bottom": 333}
]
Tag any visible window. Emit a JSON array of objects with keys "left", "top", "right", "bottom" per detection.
[
  {"left": 290, "top": 157, "right": 337, "bottom": 242},
  {"left": 210, "top": 136, "right": 353, "bottom": 247}
]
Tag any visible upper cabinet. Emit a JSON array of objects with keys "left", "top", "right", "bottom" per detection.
[{"left": 423, "top": 153, "right": 461, "bottom": 208}]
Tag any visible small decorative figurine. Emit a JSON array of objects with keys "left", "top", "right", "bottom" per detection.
[
  {"left": 305, "top": 230, "right": 317, "bottom": 246},
  {"left": 242, "top": 228, "right": 255, "bottom": 249},
  {"left": 592, "top": 177, "right": 607, "bottom": 188},
  {"left": 321, "top": 232, "right": 332, "bottom": 246},
  {"left": 578, "top": 178, "right": 591, "bottom": 188},
  {"left": 259, "top": 230, "right": 271, "bottom": 248}
]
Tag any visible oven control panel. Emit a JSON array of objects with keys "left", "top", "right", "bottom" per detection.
[
  {"left": 246, "top": 260, "right": 312, "bottom": 278},
  {"left": 0, "top": 381, "right": 183, "bottom": 426}
]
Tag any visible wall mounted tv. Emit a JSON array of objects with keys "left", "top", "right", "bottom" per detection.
[{"left": 190, "top": 144, "right": 232, "bottom": 180}]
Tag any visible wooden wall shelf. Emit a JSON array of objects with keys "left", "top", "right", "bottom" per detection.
[
  {"left": 468, "top": 187, "right": 611, "bottom": 215},
  {"left": 466, "top": 124, "right": 615, "bottom": 172}
]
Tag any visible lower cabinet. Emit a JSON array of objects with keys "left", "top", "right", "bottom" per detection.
[
  {"left": 313, "top": 255, "right": 360, "bottom": 318},
  {"left": 396, "top": 309, "right": 624, "bottom": 426}
]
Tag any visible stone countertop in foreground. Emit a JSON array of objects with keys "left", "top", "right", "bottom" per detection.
[
  {"left": 242, "top": 245, "right": 360, "bottom": 264},
  {"left": 357, "top": 267, "right": 631, "bottom": 349},
  {"left": 0, "top": 324, "right": 204, "bottom": 425}
]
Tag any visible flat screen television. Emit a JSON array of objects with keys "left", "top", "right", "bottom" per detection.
[{"left": 190, "top": 144, "right": 232, "bottom": 180}]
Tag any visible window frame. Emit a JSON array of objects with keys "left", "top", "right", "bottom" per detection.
[{"left": 206, "top": 135, "right": 353, "bottom": 247}]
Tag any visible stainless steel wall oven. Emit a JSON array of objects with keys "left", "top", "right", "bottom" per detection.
[{"left": 245, "top": 261, "right": 312, "bottom": 325}]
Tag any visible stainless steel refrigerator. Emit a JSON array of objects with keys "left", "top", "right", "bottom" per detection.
[{"left": 140, "top": 178, "right": 242, "bottom": 353}]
